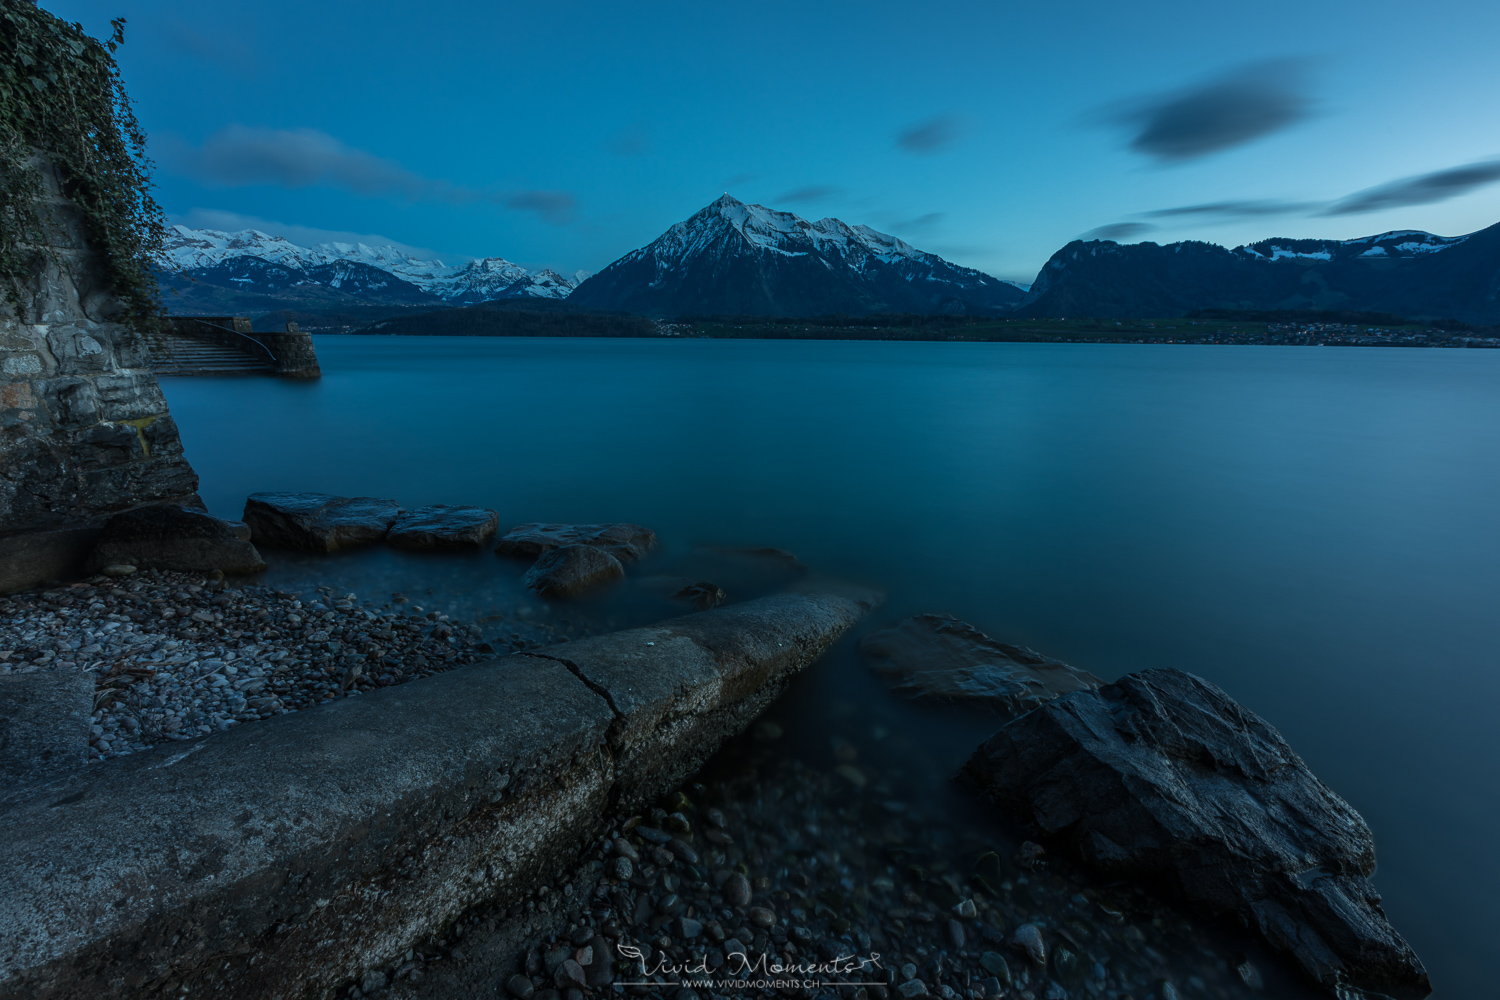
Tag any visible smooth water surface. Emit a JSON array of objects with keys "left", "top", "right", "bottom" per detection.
[{"left": 162, "top": 336, "right": 1500, "bottom": 996}]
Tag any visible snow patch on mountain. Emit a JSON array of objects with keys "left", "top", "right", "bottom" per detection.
[{"left": 159, "top": 226, "right": 581, "bottom": 301}]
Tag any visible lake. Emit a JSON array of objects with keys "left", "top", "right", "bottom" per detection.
[{"left": 161, "top": 336, "right": 1500, "bottom": 997}]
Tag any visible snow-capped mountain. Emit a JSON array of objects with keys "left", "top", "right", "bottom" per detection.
[
  {"left": 567, "top": 195, "right": 1025, "bottom": 317},
  {"left": 159, "top": 226, "right": 581, "bottom": 303},
  {"left": 1014, "top": 223, "right": 1500, "bottom": 323}
]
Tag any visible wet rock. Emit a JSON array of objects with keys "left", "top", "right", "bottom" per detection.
[
  {"left": 725, "top": 873, "right": 752, "bottom": 907},
  {"left": 611, "top": 856, "right": 633, "bottom": 880},
  {"left": 897, "top": 979, "right": 928, "bottom": 998},
  {"left": 523, "top": 544, "right": 625, "bottom": 598},
  {"left": 87, "top": 505, "right": 265, "bottom": 575},
  {"left": 507, "top": 974, "right": 536, "bottom": 999},
  {"left": 1012, "top": 923, "right": 1046, "bottom": 965},
  {"left": 385, "top": 505, "right": 499, "bottom": 551},
  {"left": 980, "top": 952, "right": 1011, "bottom": 985},
  {"left": 243, "top": 492, "right": 401, "bottom": 552},
  {"left": 673, "top": 582, "right": 727, "bottom": 610},
  {"left": 860, "top": 614, "right": 1101, "bottom": 716},
  {"left": 964, "top": 668, "right": 1429, "bottom": 999},
  {"left": 497, "top": 523, "right": 657, "bottom": 563},
  {"left": 586, "top": 937, "right": 614, "bottom": 987}
]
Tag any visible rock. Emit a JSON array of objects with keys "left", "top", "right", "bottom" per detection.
[
  {"left": 0, "top": 667, "right": 94, "bottom": 788},
  {"left": 964, "top": 668, "right": 1429, "bottom": 999},
  {"left": 672, "top": 582, "right": 727, "bottom": 610},
  {"left": 359, "top": 970, "right": 387, "bottom": 993},
  {"left": 242, "top": 492, "right": 401, "bottom": 552},
  {"left": 679, "top": 916, "right": 703, "bottom": 939},
  {"left": 979, "top": 952, "right": 1011, "bottom": 984},
  {"left": 507, "top": 974, "right": 536, "bottom": 999},
  {"left": 496, "top": 523, "right": 656, "bottom": 562},
  {"left": 747, "top": 906, "right": 776, "bottom": 928},
  {"left": 586, "top": 937, "right": 614, "bottom": 987},
  {"left": 1012, "top": 923, "right": 1045, "bottom": 965},
  {"left": 897, "top": 979, "right": 928, "bottom": 998},
  {"left": 860, "top": 614, "right": 1101, "bottom": 716},
  {"left": 86, "top": 505, "right": 265, "bottom": 575},
  {"left": 385, "top": 505, "right": 499, "bottom": 551},
  {"left": 611, "top": 856, "right": 633, "bottom": 880},
  {"left": 100, "top": 564, "right": 136, "bottom": 577},
  {"left": 947, "top": 918, "right": 965, "bottom": 949},
  {"left": 725, "top": 873, "right": 752, "bottom": 907},
  {"left": 523, "top": 544, "right": 625, "bottom": 598}
]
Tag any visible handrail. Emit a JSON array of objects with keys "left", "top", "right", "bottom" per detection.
[{"left": 170, "top": 319, "right": 277, "bottom": 364}]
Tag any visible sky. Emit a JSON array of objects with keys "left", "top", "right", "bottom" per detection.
[{"left": 43, "top": 0, "right": 1500, "bottom": 284}]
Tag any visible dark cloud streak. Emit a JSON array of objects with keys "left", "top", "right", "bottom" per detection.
[
  {"left": 1323, "top": 159, "right": 1500, "bottom": 215},
  {"left": 1081, "top": 222, "right": 1156, "bottom": 241},
  {"left": 896, "top": 116, "right": 963, "bottom": 154},
  {"left": 776, "top": 185, "right": 839, "bottom": 205},
  {"left": 1144, "top": 199, "right": 1319, "bottom": 219},
  {"left": 1102, "top": 59, "right": 1313, "bottom": 162}
]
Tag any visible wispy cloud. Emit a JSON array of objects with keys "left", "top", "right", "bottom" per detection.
[
  {"left": 890, "top": 212, "right": 944, "bottom": 233},
  {"left": 723, "top": 172, "right": 761, "bottom": 189},
  {"left": 1099, "top": 59, "right": 1314, "bottom": 162},
  {"left": 1143, "top": 199, "right": 1319, "bottom": 220},
  {"left": 606, "top": 125, "right": 651, "bottom": 156},
  {"left": 776, "top": 185, "right": 840, "bottom": 205},
  {"left": 166, "top": 125, "right": 578, "bottom": 225},
  {"left": 1081, "top": 222, "right": 1156, "bottom": 241},
  {"left": 1322, "top": 159, "right": 1500, "bottom": 215},
  {"left": 896, "top": 116, "right": 964, "bottom": 154}
]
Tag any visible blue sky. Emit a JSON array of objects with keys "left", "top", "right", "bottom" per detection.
[{"left": 45, "top": 0, "right": 1500, "bottom": 283}]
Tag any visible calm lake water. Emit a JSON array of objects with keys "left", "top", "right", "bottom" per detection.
[{"left": 161, "top": 336, "right": 1500, "bottom": 997}]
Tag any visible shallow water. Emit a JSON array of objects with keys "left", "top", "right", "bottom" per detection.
[{"left": 161, "top": 336, "right": 1500, "bottom": 997}]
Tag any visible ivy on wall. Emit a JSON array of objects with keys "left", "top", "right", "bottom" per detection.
[{"left": 0, "top": 1, "right": 165, "bottom": 331}]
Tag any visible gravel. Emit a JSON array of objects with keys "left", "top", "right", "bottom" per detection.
[{"left": 0, "top": 568, "right": 561, "bottom": 762}]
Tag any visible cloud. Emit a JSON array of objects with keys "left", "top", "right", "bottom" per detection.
[
  {"left": 1081, "top": 222, "right": 1156, "bottom": 241},
  {"left": 1144, "top": 199, "right": 1319, "bottom": 219},
  {"left": 890, "top": 212, "right": 944, "bottom": 233},
  {"left": 165, "top": 126, "right": 579, "bottom": 225},
  {"left": 776, "top": 185, "right": 840, "bottom": 205},
  {"left": 897, "top": 116, "right": 963, "bottom": 154},
  {"left": 1101, "top": 59, "right": 1313, "bottom": 162},
  {"left": 503, "top": 190, "right": 577, "bottom": 225},
  {"left": 170, "top": 209, "right": 464, "bottom": 261},
  {"left": 1322, "top": 159, "right": 1500, "bottom": 215},
  {"left": 606, "top": 125, "right": 651, "bottom": 156},
  {"left": 723, "top": 172, "right": 761, "bottom": 189}
]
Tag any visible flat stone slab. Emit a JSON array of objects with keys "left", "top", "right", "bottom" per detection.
[
  {"left": 0, "top": 589, "right": 872, "bottom": 1000},
  {"left": 963, "top": 668, "right": 1429, "bottom": 999},
  {"left": 860, "top": 613, "right": 1101, "bottom": 716},
  {"left": 0, "top": 668, "right": 93, "bottom": 789},
  {"left": 86, "top": 504, "right": 265, "bottom": 575},
  {"left": 242, "top": 492, "right": 401, "bottom": 552},
  {"left": 496, "top": 523, "right": 656, "bottom": 562},
  {"left": 386, "top": 505, "right": 499, "bottom": 551},
  {"left": 523, "top": 544, "right": 624, "bottom": 597}
]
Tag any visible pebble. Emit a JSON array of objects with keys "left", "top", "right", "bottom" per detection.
[
  {"left": 1013, "top": 922, "right": 1046, "bottom": 965},
  {"left": 724, "top": 873, "right": 751, "bottom": 907},
  {"left": 898, "top": 979, "right": 928, "bottom": 998},
  {"left": 0, "top": 570, "right": 504, "bottom": 761}
]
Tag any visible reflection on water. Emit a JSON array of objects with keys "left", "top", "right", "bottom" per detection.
[{"left": 162, "top": 336, "right": 1500, "bottom": 997}]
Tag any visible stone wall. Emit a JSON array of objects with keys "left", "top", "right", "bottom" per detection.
[{"left": 0, "top": 154, "right": 199, "bottom": 590}]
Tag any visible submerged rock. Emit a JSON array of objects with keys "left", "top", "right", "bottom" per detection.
[
  {"left": 87, "top": 505, "right": 265, "bottom": 575},
  {"left": 496, "top": 522, "right": 657, "bottom": 562},
  {"left": 673, "top": 581, "right": 727, "bottom": 610},
  {"left": 242, "top": 492, "right": 401, "bottom": 552},
  {"left": 386, "top": 504, "right": 499, "bottom": 550},
  {"left": 963, "top": 668, "right": 1429, "bottom": 999},
  {"left": 523, "top": 544, "right": 625, "bottom": 597},
  {"left": 860, "top": 614, "right": 1102, "bottom": 716}
]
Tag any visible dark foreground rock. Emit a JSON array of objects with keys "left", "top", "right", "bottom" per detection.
[
  {"left": 496, "top": 522, "right": 656, "bottom": 562},
  {"left": 861, "top": 613, "right": 1102, "bottom": 715},
  {"left": 963, "top": 668, "right": 1430, "bottom": 999},
  {"left": 85, "top": 505, "right": 265, "bottom": 575},
  {"left": 386, "top": 504, "right": 499, "bottom": 550},
  {"left": 0, "top": 668, "right": 92, "bottom": 788},
  {"left": 523, "top": 544, "right": 625, "bottom": 598},
  {"left": 673, "top": 581, "right": 727, "bottom": 609},
  {"left": 242, "top": 492, "right": 401, "bottom": 552}
]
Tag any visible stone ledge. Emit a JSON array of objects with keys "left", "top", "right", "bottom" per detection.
[{"left": 0, "top": 589, "right": 871, "bottom": 1000}]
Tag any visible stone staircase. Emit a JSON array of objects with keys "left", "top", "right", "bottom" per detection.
[{"left": 147, "top": 331, "right": 276, "bottom": 376}]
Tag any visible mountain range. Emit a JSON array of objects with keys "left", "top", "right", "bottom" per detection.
[
  {"left": 1016, "top": 224, "right": 1500, "bottom": 325},
  {"left": 567, "top": 195, "right": 1025, "bottom": 317},
  {"left": 157, "top": 204, "right": 1500, "bottom": 328}
]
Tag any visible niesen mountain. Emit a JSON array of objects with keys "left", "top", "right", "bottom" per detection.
[
  {"left": 568, "top": 195, "right": 1025, "bottom": 317},
  {"left": 157, "top": 227, "right": 588, "bottom": 324},
  {"left": 1016, "top": 223, "right": 1500, "bottom": 325}
]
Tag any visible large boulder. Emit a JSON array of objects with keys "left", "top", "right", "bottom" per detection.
[
  {"left": 860, "top": 614, "right": 1101, "bottom": 715},
  {"left": 86, "top": 505, "right": 265, "bottom": 575},
  {"left": 242, "top": 493, "right": 401, "bottom": 552},
  {"left": 963, "top": 668, "right": 1429, "bottom": 999},
  {"left": 523, "top": 544, "right": 625, "bottom": 598},
  {"left": 386, "top": 505, "right": 499, "bottom": 551},
  {"left": 496, "top": 523, "right": 656, "bottom": 562}
]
